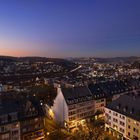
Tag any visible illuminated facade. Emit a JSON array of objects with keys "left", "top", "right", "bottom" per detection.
[
  {"left": 126, "top": 117, "right": 140, "bottom": 140},
  {"left": 105, "top": 94, "right": 140, "bottom": 140},
  {"left": 53, "top": 86, "right": 95, "bottom": 129},
  {"left": 0, "top": 97, "right": 45, "bottom": 140}
]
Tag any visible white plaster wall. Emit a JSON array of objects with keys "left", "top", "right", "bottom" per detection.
[
  {"left": 52, "top": 87, "right": 68, "bottom": 125},
  {"left": 105, "top": 108, "right": 127, "bottom": 138}
]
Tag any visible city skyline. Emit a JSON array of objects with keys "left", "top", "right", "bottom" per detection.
[{"left": 0, "top": 0, "right": 140, "bottom": 58}]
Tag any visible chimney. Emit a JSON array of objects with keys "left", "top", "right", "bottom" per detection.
[
  {"left": 123, "top": 106, "right": 128, "bottom": 112},
  {"left": 117, "top": 103, "right": 121, "bottom": 109}
]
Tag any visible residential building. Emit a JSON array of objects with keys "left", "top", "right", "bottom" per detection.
[
  {"left": 88, "top": 80, "right": 135, "bottom": 113},
  {"left": 105, "top": 94, "right": 140, "bottom": 140},
  {"left": 0, "top": 97, "right": 45, "bottom": 140},
  {"left": 0, "top": 84, "right": 3, "bottom": 92},
  {"left": 53, "top": 80, "right": 140, "bottom": 129},
  {"left": 52, "top": 86, "right": 94, "bottom": 129},
  {"left": 0, "top": 101, "right": 21, "bottom": 140},
  {"left": 19, "top": 99, "right": 45, "bottom": 140}
]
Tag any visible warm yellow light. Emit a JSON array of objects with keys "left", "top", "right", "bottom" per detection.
[
  {"left": 47, "top": 132, "right": 50, "bottom": 136},
  {"left": 95, "top": 116, "right": 98, "bottom": 120},
  {"left": 81, "top": 119, "right": 85, "bottom": 122},
  {"left": 49, "top": 109, "right": 53, "bottom": 114},
  {"left": 16, "top": 124, "right": 19, "bottom": 128},
  {"left": 81, "top": 119, "right": 85, "bottom": 124},
  {"left": 64, "top": 122, "right": 67, "bottom": 125},
  {"left": 49, "top": 109, "right": 54, "bottom": 118},
  {"left": 114, "top": 126, "right": 117, "bottom": 130}
]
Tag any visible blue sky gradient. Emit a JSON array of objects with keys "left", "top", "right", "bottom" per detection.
[{"left": 0, "top": 0, "right": 140, "bottom": 57}]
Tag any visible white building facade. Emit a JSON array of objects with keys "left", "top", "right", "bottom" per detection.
[
  {"left": 105, "top": 107, "right": 127, "bottom": 139},
  {"left": 52, "top": 86, "right": 95, "bottom": 129}
]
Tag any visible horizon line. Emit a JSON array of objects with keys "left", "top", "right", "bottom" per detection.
[{"left": 0, "top": 55, "right": 139, "bottom": 59}]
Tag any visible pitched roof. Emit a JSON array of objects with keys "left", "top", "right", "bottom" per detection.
[
  {"left": 88, "top": 80, "right": 136, "bottom": 99},
  {"left": 0, "top": 96, "right": 44, "bottom": 125},
  {"left": 106, "top": 95, "right": 140, "bottom": 121},
  {"left": 61, "top": 86, "right": 92, "bottom": 105}
]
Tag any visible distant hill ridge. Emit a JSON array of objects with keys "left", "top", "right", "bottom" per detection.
[
  {"left": 0, "top": 55, "right": 76, "bottom": 69},
  {"left": 0, "top": 56, "right": 69, "bottom": 62},
  {"left": 0, "top": 55, "right": 139, "bottom": 63},
  {"left": 94, "top": 56, "right": 140, "bottom": 63}
]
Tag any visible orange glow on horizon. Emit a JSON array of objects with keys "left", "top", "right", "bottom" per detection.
[{"left": 0, "top": 39, "right": 46, "bottom": 57}]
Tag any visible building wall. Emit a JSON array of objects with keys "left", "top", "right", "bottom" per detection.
[
  {"left": 0, "top": 122, "right": 20, "bottom": 140},
  {"left": 22, "top": 129, "right": 45, "bottom": 140},
  {"left": 126, "top": 117, "right": 140, "bottom": 140},
  {"left": 94, "top": 98, "right": 106, "bottom": 113},
  {"left": 112, "top": 92, "right": 129, "bottom": 101},
  {"left": 52, "top": 87, "right": 68, "bottom": 125},
  {"left": 53, "top": 87, "right": 96, "bottom": 128},
  {"left": 105, "top": 108, "right": 127, "bottom": 139},
  {"left": 67, "top": 100, "right": 95, "bottom": 128},
  {"left": 0, "top": 84, "right": 3, "bottom": 92},
  {"left": 0, "top": 116, "right": 45, "bottom": 140},
  {"left": 20, "top": 117, "right": 45, "bottom": 140}
]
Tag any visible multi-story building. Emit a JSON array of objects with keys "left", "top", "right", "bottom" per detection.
[
  {"left": 0, "top": 84, "right": 3, "bottom": 92},
  {"left": 0, "top": 97, "right": 45, "bottom": 140},
  {"left": 0, "top": 121, "right": 20, "bottom": 140},
  {"left": 53, "top": 80, "right": 140, "bottom": 129},
  {"left": 126, "top": 117, "right": 140, "bottom": 140},
  {"left": 88, "top": 83, "right": 106, "bottom": 114},
  {"left": 105, "top": 106, "right": 127, "bottom": 139},
  {"left": 20, "top": 117, "right": 45, "bottom": 140},
  {"left": 19, "top": 99, "right": 45, "bottom": 140},
  {"left": 52, "top": 86, "right": 94, "bottom": 129},
  {"left": 0, "top": 101, "right": 21, "bottom": 140},
  {"left": 105, "top": 94, "right": 140, "bottom": 140},
  {"left": 88, "top": 80, "right": 133, "bottom": 117}
]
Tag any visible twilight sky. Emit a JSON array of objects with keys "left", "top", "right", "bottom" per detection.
[{"left": 0, "top": 0, "right": 140, "bottom": 58}]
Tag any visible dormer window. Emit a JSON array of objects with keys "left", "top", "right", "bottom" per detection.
[
  {"left": 117, "top": 104, "right": 121, "bottom": 109},
  {"left": 123, "top": 106, "right": 128, "bottom": 112}
]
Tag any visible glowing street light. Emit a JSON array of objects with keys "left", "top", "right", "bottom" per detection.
[
  {"left": 49, "top": 108, "right": 54, "bottom": 118},
  {"left": 47, "top": 132, "right": 50, "bottom": 136}
]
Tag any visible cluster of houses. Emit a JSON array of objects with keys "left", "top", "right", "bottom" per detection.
[
  {"left": 53, "top": 79, "right": 140, "bottom": 140},
  {"left": 0, "top": 94, "right": 45, "bottom": 140},
  {"left": 0, "top": 78, "right": 140, "bottom": 140}
]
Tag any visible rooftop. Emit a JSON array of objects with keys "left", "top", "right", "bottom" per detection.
[
  {"left": 0, "top": 95, "right": 44, "bottom": 125},
  {"left": 106, "top": 94, "right": 140, "bottom": 121},
  {"left": 61, "top": 86, "right": 92, "bottom": 105}
]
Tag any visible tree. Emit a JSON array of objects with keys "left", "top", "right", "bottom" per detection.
[{"left": 86, "top": 119, "right": 105, "bottom": 140}]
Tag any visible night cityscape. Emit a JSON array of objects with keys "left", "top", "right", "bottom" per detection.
[{"left": 0, "top": 0, "right": 140, "bottom": 140}]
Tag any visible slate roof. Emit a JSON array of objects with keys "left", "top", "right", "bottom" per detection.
[
  {"left": 106, "top": 95, "right": 140, "bottom": 122},
  {"left": 0, "top": 96, "right": 44, "bottom": 125},
  {"left": 61, "top": 79, "right": 140, "bottom": 105},
  {"left": 61, "top": 86, "right": 92, "bottom": 105},
  {"left": 88, "top": 83, "right": 105, "bottom": 99},
  {"left": 88, "top": 79, "right": 138, "bottom": 99}
]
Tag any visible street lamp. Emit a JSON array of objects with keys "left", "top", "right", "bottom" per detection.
[
  {"left": 49, "top": 108, "right": 54, "bottom": 118},
  {"left": 47, "top": 132, "right": 50, "bottom": 136}
]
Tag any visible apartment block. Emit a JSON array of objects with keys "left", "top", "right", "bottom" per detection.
[
  {"left": 0, "top": 97, "right": 45, "bottom": 140},
  {"left": 52, "top": 86, "right": 94, "bottom": 129},
  {"left": 105, "top": 94, "right": 140, "bottom": 140}
]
